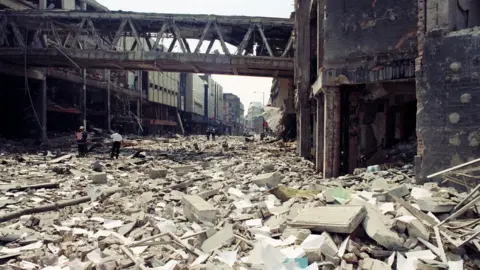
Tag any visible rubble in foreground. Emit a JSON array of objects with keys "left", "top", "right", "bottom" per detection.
[{"left": 0, "top": 136, "right": 478, "bottom": 270}]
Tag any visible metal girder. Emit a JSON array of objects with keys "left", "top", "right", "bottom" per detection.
[
  {"left": 194, "top": 20, "right": 211, "bottom": 53},
  {"left": 213, "top": 22, "right": 230, "bottom": 55},
  {"left": 0, "top": 10, "right": 294, "bottom": 77},
  {"left": 128, "top": 19, "right": 143, "bottom": 52},
  {"left": 256, "top": 24, "right": 273, "bottom": 57},
  {"left": 152, "top": 23, "right": 169, "bottom": 50},
  {"left": 111, "top": 19, "right": 127, "bottom": 50},
  {"left": 237, "top": 25, "right": 254, "bottom": 56},
  {"left": 282, "top": 31, "right": 294, "bottom": 57},
  {"left": 170, "top": 22, "right": 188, "bottom": 53},
  {"left": 70, "top": 18, "right": 86, "bottom": 49},
  {"left": 9, "top": 19, "right": 24, "bottom": 48},
  {"left": 2, "top": 10, "right": 294, "bottom": 27},
  {"left": 0, "top": 48, "right": 294, "bottom": 78}
]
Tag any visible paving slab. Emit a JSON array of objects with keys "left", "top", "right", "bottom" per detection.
[{"left": 290, "top": 205, "right": 367, "bottom": 234}]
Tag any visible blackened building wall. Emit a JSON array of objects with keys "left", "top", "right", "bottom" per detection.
[
  {"left": 322, "top": 0, "right": 418, "bottom": 86},
  {"left": 417, "top": 0, "right": 480, "bottom": 181}
]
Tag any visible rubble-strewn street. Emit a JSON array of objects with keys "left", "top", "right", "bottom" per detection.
[{"left": 0, "top": 136, "right": 478, "bottom": 270}]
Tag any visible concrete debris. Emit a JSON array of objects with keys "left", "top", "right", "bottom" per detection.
[
  {"left": 0, "top": 136, "right": 477, "bottom": 269},
  {"left": 182, "top": 195, "right": 218, "bottom": 223},
  {"left": 251, "top": 172, "right": 283, "bottom": 188},
  {"left": 291, "top": 205, "right": 367, "bottom": 233},
  {"left": 90, "top": 172, "right": 108, "bottom": 184}
]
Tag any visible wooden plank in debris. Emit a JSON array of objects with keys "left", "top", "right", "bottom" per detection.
[{"left": 48, "top": 154, "right": 72, "bottom": 163}]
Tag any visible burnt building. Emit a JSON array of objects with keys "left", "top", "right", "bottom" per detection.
[{"left": 291, "top": 0, "right": 475, "bottom": 183}]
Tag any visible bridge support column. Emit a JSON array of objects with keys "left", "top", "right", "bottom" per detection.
[
  {"left": 315, "top": 93, "right": 324, "bottom": 172},
  {"left": 41, "top": 75, "right": 47, "bottom": 140},
  {"left": 294, "top": 0, "right": 311, "bottom": 158},
  {"left": 82, "top": 69, "right": 87, "bottom": 129},
  {"left": 323, "top": 86, "right": 341, "bottom": 179},
  {"left": 106, "top": 69, "right": 111, "bottom": 131}
]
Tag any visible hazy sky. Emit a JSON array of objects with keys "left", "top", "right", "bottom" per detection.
[{"left": 97, "top": 0, "right": 294, "bottom": 113}]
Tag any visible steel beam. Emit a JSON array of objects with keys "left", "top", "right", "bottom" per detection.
[
  {"left": 2, "top": 10, "right": 294, "bottom": 27},
  {"left": 0, "top": 48, "right": 294, "bottom": 77}
]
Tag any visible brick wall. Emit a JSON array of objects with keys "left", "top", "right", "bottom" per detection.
[{"left": 417, "top": 29, "right": 480, "bottom": 181}]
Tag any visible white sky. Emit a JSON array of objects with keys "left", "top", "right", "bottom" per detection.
[{"left": 97, "top": 0, "right": 294, "bottom": 114}]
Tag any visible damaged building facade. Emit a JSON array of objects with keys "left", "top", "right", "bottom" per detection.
[
  {"left": 0, "top": 0, "right": 235, "bottom": 139},
  {"left": 289, "top": 0, "right": 480, "bottom": 182}
]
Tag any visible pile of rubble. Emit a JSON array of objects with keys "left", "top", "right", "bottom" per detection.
[{"left": 0, "top": 136, "right": 478, "bottom": 269}]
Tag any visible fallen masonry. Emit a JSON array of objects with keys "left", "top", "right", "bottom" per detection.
[{"left": 0, "top": 135, "right": 478, "bottom": 269}]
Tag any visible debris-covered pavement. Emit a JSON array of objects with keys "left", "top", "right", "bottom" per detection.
[{"left": 0, "top": 136, "right": 478, "bottom": 270}]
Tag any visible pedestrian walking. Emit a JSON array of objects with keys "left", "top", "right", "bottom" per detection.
[
  {"left": 110, "top": 131, "right": 123, "bottom": 159},
  {"left": 206, "top": 126, "right": 212, "bottom": 140},
  {"left": 75, "top": 126, "right": 88, "bottom": 157},
  {"left": 211, "top": 127, "right": 216, "bottom": 141}
]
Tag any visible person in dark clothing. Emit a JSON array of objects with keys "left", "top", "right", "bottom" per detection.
[
  {"left": 110, "top": 132, "right": 123, "bottom": 159},
  {"left": 206, "top": 126, "right": 212, "bottom": 140},
  {"left": 75, "top": 126, "right": 88, "bottom": 157},
  {"left": 211, "top": 127, "right": 216, "bottom": 141}
]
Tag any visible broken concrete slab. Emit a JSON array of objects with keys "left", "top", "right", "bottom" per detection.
[
  {"left": 281, "top": 228, "right": 311, "bottom": 244},
  {"left": 359, "top": 258, "right": 391, "bottom": 270},
  {"left": 387, "top": 184, "right": 410, "bottom": 198},
  {"left": 349, "top": 198, "right": 404, "bottom": 250},
  {"left": 200, "top": 224, "right": 234, "bottom": 253},
  {"left": 290, "top": 205, "right": 366, "bottom": 234},
  {"left": 251, "top": 172, "right": 283, "bottom": 189},
  {"left": 182, "top": 195, "right": 217, "bottom": 223},
  {"left": 90, "top": 172, "right": 107, "bottom": 184},
  {"left": 149, "top": 168, "right": 168, "bottom": 179},
  {"left": 300, "top": 232, "right": 338, "bottom": 263},
  {"left": 417, "top": 198, "right": 456, "bottom": 213}
]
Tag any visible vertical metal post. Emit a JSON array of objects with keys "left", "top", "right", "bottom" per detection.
[
  {"left": 83, "top": 69, "right": 87, "bottom": 129},
  {"left": 39, "top": 0, "right": 47, "bottom": 9},
  {"left": 41, "top": 76, "right": 47, "bottom": 139},
  {"left": 106, "top": 69, "right": 111, "bottom": 131}
]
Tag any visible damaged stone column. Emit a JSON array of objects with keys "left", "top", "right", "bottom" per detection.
[
  {"left": 315, "top": 93, "right": 324, "bottom": 172},
  {"left": 323, "top": 87, "right": 341, "bottom": 179},
  {"left": 294, "top": 0, "right": 312, "bottom": 158},
  {"left": 82, "top": 69, "right": 87, "bottom": 129},
  {"left": 41, "top": 75, "right": 47, "bottom": 140},
  {"left": 106, "top": 69, "right": 111, "bottom": 131}
]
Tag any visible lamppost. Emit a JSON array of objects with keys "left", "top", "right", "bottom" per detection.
[{"left": 253, "top": 91, "right": 265, "bottom": 106}]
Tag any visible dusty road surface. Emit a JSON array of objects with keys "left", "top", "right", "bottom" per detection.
[{"left": 0, "top": 136, "right": 478, "bottom": 269}]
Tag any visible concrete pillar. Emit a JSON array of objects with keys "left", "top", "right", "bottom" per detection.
[
  {"left": 294, "top": 0, "right": 312, "bottom": 158},
  {"left": 106, "top": 69, "right": 111, "bottom": 131},
  {"left": 323, "top": 87, "right": 341, "bottom": 178},
  {"left": 315, "top": 94, "right": 324, "bottom": 172},
  {"left": 82, "top": 69, "right": 87, "bottom": 129},
  {"left": 80, "top": 1, "right": 87, "bottom": 10},
  {"left": 41, "top": 77, "right": 47, "bottom": 139},
  {"left": 39, "top": 0, "right": 47, "bottom": 9}
]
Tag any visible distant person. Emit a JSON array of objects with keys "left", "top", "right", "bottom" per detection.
[
  {"left": 211, "top": 127, "right": 216, "bottom": 141},
  {"left": 206, "top": 126, "right": 212, "bottom": 140},
  {"left": 75, "top": 126, "right": 88, "bottom": 157},
  {"left": 110, "top": 131, "right": 123, "bottom": 159}
]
